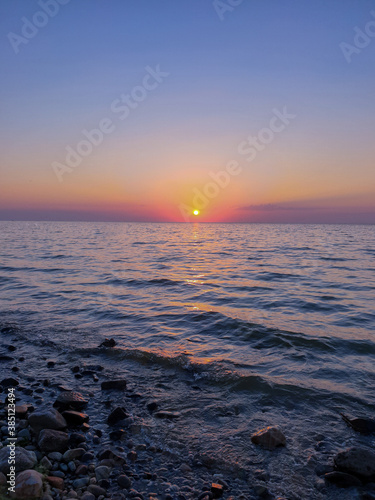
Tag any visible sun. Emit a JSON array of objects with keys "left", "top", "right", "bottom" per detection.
[{"left": 193, "top": 210, "right": 200, "bottom": 216}]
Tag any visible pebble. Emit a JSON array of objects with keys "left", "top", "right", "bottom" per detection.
[
  {"left": 117, "top": 474, "right": 132, "bottom": 489},
  {"left": 251, "top": 426, "right": 286, "bottom": 450}
]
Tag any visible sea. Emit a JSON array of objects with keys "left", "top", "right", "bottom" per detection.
[{"left": 1, "top": 221, "right": 374, "bottom": 499}]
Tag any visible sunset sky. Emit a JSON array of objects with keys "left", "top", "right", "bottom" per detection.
[{"left": 1, "top": 0, "right": 374, "bottom": 223}]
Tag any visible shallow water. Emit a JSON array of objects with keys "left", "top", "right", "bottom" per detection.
[{"left": 1, "top": 221, "right": 375, "bottom": 498}]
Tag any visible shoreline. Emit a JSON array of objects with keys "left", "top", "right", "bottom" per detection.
[{"left": 0, "top": 337, "right": 375, "bottom": 500}]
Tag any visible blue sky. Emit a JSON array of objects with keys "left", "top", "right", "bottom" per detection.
[{"left": 1, "top": 0, "right": 374, "bottom": 222}]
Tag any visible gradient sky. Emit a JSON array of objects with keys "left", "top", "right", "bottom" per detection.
[{"left": 1, "top": 0, "right": 374, "bottom": 223}]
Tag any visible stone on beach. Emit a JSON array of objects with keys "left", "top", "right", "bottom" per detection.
[
  {"left": 54, "top": 391, "right": 89, "bottom": 410},
  {"left": 0, "top": 377, "right": 19, "bottom": 387},
  {"left": 117, "top": 474, "right": 132, "bottom": 489},
  {"left": 99, "top": 338, "right": 117, "bottom": 347},
  {"left": 251, "top": 426, "right": 286, "bottom": 450},
  {"left": 341, "top": 413, "right": 375, "bottom": 435},
  {"left": 101, "top": 379, "right": 127, "bottom": 390},
  {"left": 324, "top": 471, "right": 362, "bottom": 488},
  {"left": 62, "top": 410, "right": 89, "bottom": 426},
  {"left": 334, "top": 447, "right": 375, "bottom": 481},
  {"left": 0, "top": 447, "right": 37, "bottom": 474},
  {"left": 28, "top": 408, "right": 67, "bottom": 433},
  {"left": 107, "top": 406, "right": 129, "bottom": 425},
  {"left": 11, "top": 469, "right": 43, "bottom": 499},
  {"left": 38, "top": 429, "right": 69, "bottom": 452}
]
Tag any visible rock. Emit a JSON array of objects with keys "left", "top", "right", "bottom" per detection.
[
  {"left": 251, "top": 426, "right": 286, "bottom": 450},
  {"left": 47, "top": 452, "right": 62, "bottom": 461},
  {"left": 81, "top": 493, "right": 95, "bottom": 500},
  {"left": 62, "top": 410, "right": 89, "bottom": 426},
  {"left": 76, "top": 464, "right": 88, "bottom": 475},
  {"left": 109, "top": 429, "right": 126, "bottom": 441},
  {"left": 69, "top": 432, "right": 86, "bottom": 446},
  {"left": 146, "top": 401, "right": 158, "bottom": 412},
  {"left": 95, "top": 465, "right": 110, "bottom": 481},
  {"left": 54, "top": 391, "right": 89, "bottom": 410},
  {"left": 40, "top": 456, "right": 52, "bottom": 470},
  {"left": 341, "top": 413, "right": 375, "bottom": 435},
  {"left": 334, "top": 447, "right": 375, "bottom": 480},
  {"left": 101, "top": 380, "right": 127, "bottom": 390},
  {"left": 72, "top": 477, "right": 90, "bottom": 489},
  {"left": 154, "top": 411, "right": 180, "bottom": 419},
  {"left": 0, "top": 378, "right": 18, "bottom": 387},
  {"left": 324, "top": 471, "right": 362, "bottom": 488},
  {"left": 117, "top": 474, "right": 132, "bottom": 489},
  {"left": 107, "top": 407, "right": 129, "bottom": 425},
  {"left": 46, "top": 475, "right": 64, "bottom": 489},
  {"left": 211, "top": 483, "right": 224, "bottom": 498},
  {"left": 28, "top": 408, "right": 67, "bottom": 433},
  {"left": 0, "top": 447, "right": 37, "bottom": 473},
  {"left": 87, "top": 484, "right": 106, "bottom": 497},
  {"left": 38, "top": 429, "right": 69, "bottom": 452},
  {"left": 63, "top": 448, "right": 85, "bottom": 462},
  {"left": 11, "top": 469, "right": 43, "bottom": 499},
  {"left": 99, "top": 338, "right": 116, "bottom": 347},
  {"left": 15, "top": 405, "right": 29, "bottom": 418}
]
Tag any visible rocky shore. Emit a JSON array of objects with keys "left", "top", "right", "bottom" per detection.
[{"left": 1, "top": 338, "right": 375, "bottom": 500}]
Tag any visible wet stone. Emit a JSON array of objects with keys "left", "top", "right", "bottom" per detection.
[{"left": 54, "top": 391, "right": 89, "bottom": 411}]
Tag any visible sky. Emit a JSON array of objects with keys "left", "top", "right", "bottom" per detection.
[{"left": 0, "top": 0, "right": 374, "bottom": 223}]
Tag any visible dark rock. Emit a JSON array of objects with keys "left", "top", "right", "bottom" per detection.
[
  {"left": 62, "top": 410, "right": 89, "bottom": 426},
  {"left": 211, "top": 483, "right": 224, "bottom": 498},
  {"left": 334, "top": 447, "right": 375, "bottom": 480},
  {"left": 54, "top": 390, "right": 89, "bottom": 410},
  {"left": 69, "top": 432, "right": 86, "bottom": 446},
  {"left": 76, "top": 464, "right": 88, "bottom": 475},
  {"left": 12, "top": 469, "right": 43, "bottom": 499},
  {"left": 8, "top": 345, "right": 16, "bottom": 352},
  {"left": 107, "top": 407, "right": 129, "bottom": 425},
  {"left": 81, "top": 452, "right": 95, "bottom": 462},
  {"left": 127, "top": 451, "right": 137, "bottom": 462},
  {"left": 47, "top": 360, "right": 56, "bottom": 368},
  {"left": 28, "top": 408, "right": 67, "bottom": 433},
  {"left": 88, "top": 484, "right": 107, "bottom": 497},
  {"left": 0, "top": 447, "right": 36, "bottom": 473},
  {"left": 341, "top": 413, "right": 375, "bottom": 435},
  {"left": 38, "top": 429, "right": 69, "bottom": 452},
  {"left": 71, "top": 365, "right": 80, "bottom": 373},
  {"left": 198, "top": 493, "right": 213, "bottom": 500},
  {"left": 11, "top": 366, "right": 19, "bottom": 372},
  {"left": 99, "top": 338, "right": 116, "bottom": 348},
  {"left": 324, "top": 471, "right": 362, "bottom": 487},
  {"left": 146, "top": 401, "right": 158, "bottom": 412},
  {"left": 101, "top": 379, "right": 127, "bottom": 390},
  {"left": 117, "top": 474, "right": 132, "bottom": 489},
  {"left": 0, "top": 377, "right": 18, "bottom": 387},
  {"left": 98, "top": 479, "right": 111, "bottom": 489},
  {"left": 154, "top": 411, "right": 180, "bottom": 419},
  {"left": 109, "top": 429, "right": 126, "bottom": 441},
  {"left": 251, "top": 426, "right": 286, "bottom": 450}
]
